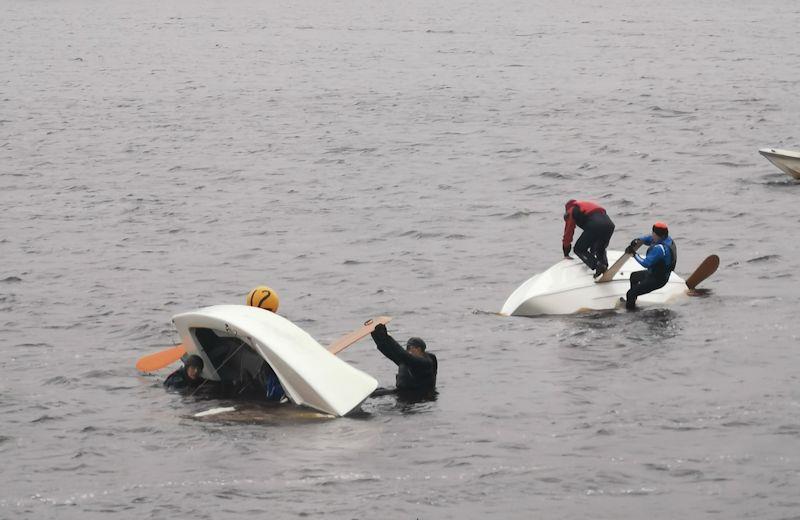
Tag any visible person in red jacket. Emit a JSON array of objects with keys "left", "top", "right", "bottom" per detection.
[{"left": 562, "top": 199, "right": 616, "bottom": 277}]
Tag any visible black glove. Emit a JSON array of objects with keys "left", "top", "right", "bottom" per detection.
[
  {"left": 563, "top": 244, "right": 571, "bottom": 257},
  {"left": 372, "top": 323, "right": 387, "bottom": 336},
  {"left": 624, "top": 245, "right": 634, "bottom": 255}
]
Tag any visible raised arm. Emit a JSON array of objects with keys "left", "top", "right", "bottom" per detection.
[
  {"left": 371, "top": 324, "right": 406, "bottom": 366},
  {"left": 371, "top": 324, "right": 435, "bottom": 370}
]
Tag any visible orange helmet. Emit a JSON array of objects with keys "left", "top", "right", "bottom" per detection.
[{"left": 652, "top": 221, "right": 669, "bottom": 237}]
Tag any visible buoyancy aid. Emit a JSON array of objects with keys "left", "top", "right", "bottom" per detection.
[{"left": 641, "top": 237, "right": 677, "bottom": 279}]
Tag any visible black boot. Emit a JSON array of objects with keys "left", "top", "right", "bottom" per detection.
[{"left": 594, "top": 264, "right": 607, "bottom": 279}]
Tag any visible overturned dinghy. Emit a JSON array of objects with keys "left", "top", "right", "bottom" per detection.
[
  {"left": 172, "top": 305, "right": 377, "bottom": 416},
  {"left": 501, "top": 250, "right": 689, "bottom": 316},
  {"left": 759, "top": 148, "right": 800, "bottom": 179}
]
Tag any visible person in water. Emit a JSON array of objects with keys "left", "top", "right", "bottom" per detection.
[
  {"left": 622, "top": 221, "right": 677, "bottom": 310},
  {"left": 163, "top": 354, "right": 206, "bottom": 390},
  {"left": 210, "top": 285, "right": 285, "bottom": 401},
  {"left": 235, "top": 361, "right": 286, "bottom": 402},
  {"left": 169, "top": 285, "right": 286, "bottom": 401},
  {"left": 370, "top": 323, "right": 437, "bottom": 395},
  {"left": 562, "top": 199, "right": 616, "bottom": 278}
]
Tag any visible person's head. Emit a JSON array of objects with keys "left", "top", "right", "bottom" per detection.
[
  {"left": 246, "top": 285, "right": 280, "bottom": 312},
  {"left": 651, "top": 221, "right": 669, "bottom": 242},
  {"left": 406, "top": 337, "right": 427, "bottom": 357},
  {"left": 185, "top": 355, "right": 204, "bottom": 380},
  {"left": 563, "top": 199, "right": 577, "bottom": 221}
]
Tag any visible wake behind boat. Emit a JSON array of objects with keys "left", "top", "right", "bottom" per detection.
[
  {"left": 171, "top": 305, "right": 378, "bottom": 416},
  {"left": 759, "top": 148, "right": 800, "bottom": 179},
  {"left": 501, "top": 250, "right": 713, "bottom": 316}
]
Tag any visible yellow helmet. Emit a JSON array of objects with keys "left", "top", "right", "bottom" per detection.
[{"left": 246, "top": 286, "right": 279, "bottom": 312}]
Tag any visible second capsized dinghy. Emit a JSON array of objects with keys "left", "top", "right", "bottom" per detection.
[
  {"left": 172, "top": 305, "right": 378, "bottom": 416},
  {"left": 501, "top": 250, "right": 715, "bottom": 316},
  {"left": 759, "top": 148, "right": 800, "bottom": 179}
]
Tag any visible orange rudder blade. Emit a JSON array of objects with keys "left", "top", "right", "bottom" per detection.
[{"left": 135, "top": 344, "right": 187, "bottom": 373}]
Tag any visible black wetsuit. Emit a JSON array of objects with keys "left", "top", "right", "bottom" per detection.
[
  {"left": 371, "top": 327, "right": 437, "bottom": 392},
  {"left": 563, "top": 201, "right": 615, "bottom": 271},
  {"left": 163, "top": 367, "right": 204, "bottom": 391}
]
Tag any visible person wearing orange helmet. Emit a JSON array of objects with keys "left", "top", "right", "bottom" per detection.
[
  {"left": 622, "top": 222, "right": 677, "bottom": 310},
  {"left": 562, "top": 199, "right": 616, "bottom": 278}
]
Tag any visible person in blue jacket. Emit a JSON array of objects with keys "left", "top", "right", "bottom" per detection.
[{"left": 622, "top": 221, "right": 677, "bottom": 310}]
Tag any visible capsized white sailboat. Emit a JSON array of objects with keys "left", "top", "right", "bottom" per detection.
[
  {"left": 172, "top": 305, "right": 378, "bottom": 417},
  {"left": 501, "top": 250, "right": 691, "bottom": 316},
  {"left": 759, "top": 148, "right": 800, "bottom": 179}
]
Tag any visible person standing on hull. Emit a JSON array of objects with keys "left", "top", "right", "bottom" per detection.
[
  {"left": 562, "top": 199, "right": 616, "bottom": 278},
  {"left": 622, "top": 222, "right": 677, "bottom": 310},
  {"left": 370, "top": 323, "right": 437, "bottom": 397}
]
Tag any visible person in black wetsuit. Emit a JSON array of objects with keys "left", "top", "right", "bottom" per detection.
[
  {"left": 562, "top": 199, "right": 616, "bottom": 278},
  {"left": 370, "top": 323, "right": 437, "bottom": 396},
  {"left": 163, "top": 354, "right": 206, "bottom": 390}
]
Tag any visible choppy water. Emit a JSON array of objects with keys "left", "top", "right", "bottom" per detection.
[{"left": 2, "top": 0, "right": 800, "bottom": 518}]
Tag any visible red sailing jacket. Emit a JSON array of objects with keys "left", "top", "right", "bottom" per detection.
[{"left": 562, "top": 200, "right": 606, "bottom": 247}]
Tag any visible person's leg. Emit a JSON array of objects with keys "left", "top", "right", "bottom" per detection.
[
  {"left": 597, "top": 217, "right": 614, "bottom": 270},
  {"left": 589, "top": 233, "right": 610, "bottom": 274},
  {"left": 588, "top": 238, "right": 606, "bottom": 276},
  {"left": 625, "top": 270, "right": 646, "bottom": 309},
  {"left": 574, "top": 229, "right": 598, "bottom": 270},
  {"left": 583, "top": 214, "right": 613, "bottom": 275},
  {"left": 626, "top": 272, "right": 667, "bottom": 309}
]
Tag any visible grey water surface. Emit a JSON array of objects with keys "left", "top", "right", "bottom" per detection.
[{"left": 2, "top": 0, "right": 799, "bottom": 518}]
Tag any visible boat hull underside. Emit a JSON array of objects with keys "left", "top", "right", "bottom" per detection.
[
  {"left": 760, "top": 148, "right": 800, "bottom": 179},
  {"left": 172, "top": 305, "right": 377, "bottom": 416},
  {"left": 502, "top": 251, "right": 687, "bottom": 316}
]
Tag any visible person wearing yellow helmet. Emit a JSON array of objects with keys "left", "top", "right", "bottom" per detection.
[{"left": 239, "top": 285, "right": 285, "bottom": 401}]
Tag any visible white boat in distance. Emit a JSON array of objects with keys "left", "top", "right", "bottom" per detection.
[
  {"left": 759, "top": 148, "right": 800, "bottom": 179},
  {"left": 501, "top": 250, "right": 688, "bottom": 316},
  {"left": 172, "top": 305, "right": 378, "bottom": 416}
]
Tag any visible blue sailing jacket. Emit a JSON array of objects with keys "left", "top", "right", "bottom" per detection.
[
  {"left": 634, "top": 235, "right": 676, "bottom": 278},
  {"left": 264, "top": 372, "right": 285, "bottom": 401}
]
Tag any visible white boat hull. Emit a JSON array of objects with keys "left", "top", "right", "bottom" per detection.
[
  {"left": 172, "top": 305, "right": 378, "bottom": 417},
  {"left": 501, "top": 250, "right": 688, "bottom": 316},
  {"left": 759, "top": 148, "right": 800, "bottom": 179}
]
